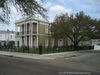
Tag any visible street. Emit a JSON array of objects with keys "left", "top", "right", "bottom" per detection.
[{"left": 0, "top": 53, "right": 100, "bottom": 75}]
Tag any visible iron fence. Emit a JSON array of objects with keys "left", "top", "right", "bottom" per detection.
[{"left": 0, "top": 46, "right": 94, "bottom": 54}]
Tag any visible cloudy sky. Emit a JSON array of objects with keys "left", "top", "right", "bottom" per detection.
[{"left": 0, "top": 0, "right": 100, "bottom": 31}]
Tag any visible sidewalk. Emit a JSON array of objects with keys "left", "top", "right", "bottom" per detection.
[
  {"left": 0, "top": 50, "right": 97, "bottom": 59},
  {"left": 0, "top": 51, "right": 54, "bottom": 59}
]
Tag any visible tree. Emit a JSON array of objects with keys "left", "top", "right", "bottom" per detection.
[
  {"left": 92, "top": 20, "right": 100, "bottom": 39},
  {"left": 51, "top": 11, "right": 98, "bottom": 50},
  {"left": 0, "top": 0, "right": 46, "bottom": 23},
  {"left": 7, "top": 41, "right": 15, "bottom": 47}
]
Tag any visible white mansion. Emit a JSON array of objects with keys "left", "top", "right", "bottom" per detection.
[{"left": 15, "top": 17, "right": 50, "bottom": 48}]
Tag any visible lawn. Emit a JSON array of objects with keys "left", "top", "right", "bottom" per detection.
[{"left": 0, "top": 48, "right": 68, "bottom": 54}]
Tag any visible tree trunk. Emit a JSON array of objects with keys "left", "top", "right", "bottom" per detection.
[{"left": 73, "top": 42, "right": 79, "bottom": 50}]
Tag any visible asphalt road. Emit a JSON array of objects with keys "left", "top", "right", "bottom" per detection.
[
  {"left": 67, "top": 53, "right": 100, "bottom": 66},
  {"left": 0, "top": 53, "right": 100, "bottom": 75}
]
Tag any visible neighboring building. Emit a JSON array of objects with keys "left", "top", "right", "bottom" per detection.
[
  {"left": 91, "top": 39, "right": 100, "bottom": 46},
  {"left": 67, "top": 37, "right": 100, "bottom": 47},
  {"left": 91, "top": 39, "right": 100, "bottom": 50},
  {"left": 79, "top": 40, "right": 92, "bottom": 46},
  {"left": 0, "top": 30, "right": 15, "bottom": 46},
  {"left": 79, "top": 39, "right": 100, "bottom": 46}
]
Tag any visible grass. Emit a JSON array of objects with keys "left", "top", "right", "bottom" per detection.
[
  {"left": 0, "top": 48, "right": 69, "bottom": 54},
  {"left": 63, "top": 55, "right": 78, "bottom": 58}
]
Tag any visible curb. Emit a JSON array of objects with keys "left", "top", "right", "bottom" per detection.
[{"left": 0, "top": 51, "right": 54, "bottom": 59}]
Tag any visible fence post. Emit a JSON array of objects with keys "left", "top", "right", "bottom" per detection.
[{"left": 39, "top": 45, "right": 42, "bottom": 55}]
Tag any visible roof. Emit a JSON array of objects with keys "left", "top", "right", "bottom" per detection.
[
  {"left": 15, "top": 16, "right": 49, "bottom": 24},
  {"left": 0, "top": 30, "right": 15, "bottom": 34}
]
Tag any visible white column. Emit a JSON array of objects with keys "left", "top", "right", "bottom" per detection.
[
  {"left": 26, "top": 23, "right": 27, "bottom": 34},
  {"left": 26, "top": 36, "right": 27, "bottom": 46},
  {"left": 37, "top": 22, "right": 39, "bottom": 47},
  {"left": 24, "top": 36, "right": 25, "bottom": 46},
  {"left": 26, "top": 23, "right": 27, "bottom": 46},
  {"left": 31, "top": 22, "right": 33, "bottom": 35},
  {"left": 31, "top": 36, "right": 33, "bottom": 48},
  {"left": 20, "top": 37, "right": 22, "bottom": 47},
  {"left": 24, "top": 25, "right": 25, "bottom": 34},
  {"left": 24, "top": 24, "right": 27, "bottom": 46},
  {"left": 29, "top": 36, "right": 30, "bottom": 47},
  {"left": 30, "top": 22, "right": 33, "bottom": 48},
  {"left": 29, "top": 23, "right": 31, "bottom": 34},
  {"left": 19, "top": 25, "right": 21, "bottom": 35},
  {"left": 15, "top": 25, "right": 18, "bottom": 47}
]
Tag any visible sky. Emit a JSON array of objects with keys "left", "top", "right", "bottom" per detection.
[{"left": 0, "top": 0, "right": 100, "bottom": 31}]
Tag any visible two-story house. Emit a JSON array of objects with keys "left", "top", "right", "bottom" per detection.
[
  {"left": 0, "top": 30, "right": 15, "bottom": 46},
  {"left": 15, "top": 17, "right": 51, "bottom": 48},
  {"left": 15, "top": 16, "right": 69, "bottom": 48}
]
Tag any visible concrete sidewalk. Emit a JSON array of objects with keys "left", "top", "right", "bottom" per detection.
[
  {"left": 0, "top": 51, "right": 54, "bottom": 59},
  {"left": 0, "top": 50, "right": 97, "bottom": 59},
  {"left": 0, "top": 51, "right": 80, "bottom": 59}
]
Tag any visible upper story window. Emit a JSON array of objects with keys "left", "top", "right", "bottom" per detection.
[
  {"left": 22, "top": 24, "right": 24, "bottom": 34},
  {"left": 27, "top": 23, "right": 30, "bottom": 34},
  {"left": 33, "top": 23, "right": 37, "bottom": 33}
]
